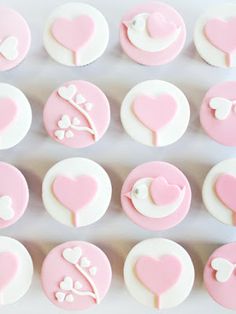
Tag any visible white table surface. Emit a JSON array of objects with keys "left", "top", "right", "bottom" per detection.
[{"left": 1, "top": 0, "right": 236, "bottom": 313}]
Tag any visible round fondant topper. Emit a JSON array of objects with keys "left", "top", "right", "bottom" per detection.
[
  {"left": 204, "top": 242, "right": 236, "bottom": 310},
  {"left": 0, "top": 83, "right": 32, "bottom": 149},
  {"left": 120, "top": 1, "right": 186, "bottom": 66},
  {"left": 0, "top": 236, "right": 33, "bottom": 305},
  {"left": 42, "top": 158, "right": 112, "bottom": 228},
  {"left": 43, "top": 2, "right": 109, "bottom": 66},
  {"left": 0, "top": 6, "right": 31, "bottom": 71},
  {"left": 41, "top": 241, "right": 112, "bottom": 310},
  {"left": 202, "top": 159, "right": 236, "bottom": 226},
  {"left": 194, "top": 3, "right": 236, "bottom": 68},
  {"left": 200, "top": 81, "right": 236, "bottom": 146},
  {"left": 124, "top": 238, "right": 194, "bottom": 309},
  {"left": 43, "top": 80, "right": 110, "bottom": 148},
  {"left": 120, "top": 80, "right": 190, "bottom": 147},
  {"left": 121, "top": 161, "right": 191, "bottom": 231},
  {"left": 0, "top": 162, "right": 29, "bottom": 229}
]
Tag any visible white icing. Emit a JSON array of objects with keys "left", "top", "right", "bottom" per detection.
[
  {"left": 0, "top": 36, "right": 18, "bottom": 61},
  {"left": 126, "top": 13, "right": 181, "bottom": 52},
  {"left": 43, "top": 3, "right": 109, "bottom": 66},
  {"left": 0, "top": 84, "right": 32, "bottom": 150},
  {"left": 209, "top": 97, "right": 236, "bottom": 120},
  {"left": 120, "top": 80, "right": 190, "bottom": 147},
  {"left": 0, "top": 236, "right": 33, "bottom": 305},
  {"left": 42, "top": 158, "right": 112, "bottom": 227},
  {"left": 211, "top": 257, "right": 236, "bottom": 283},
  {"left": 127, "top": 177, "right": 186, "bottom": 218},
  {"left": 0, "top": 195, "right": 14, "bottom": 221},
  {"left": 124, "top": 238, "right": 194, "bottom": 309}
]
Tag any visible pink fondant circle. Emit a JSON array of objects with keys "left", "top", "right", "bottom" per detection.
[{"left": 121, "top": 161, "right": 191, "bottom": 231}]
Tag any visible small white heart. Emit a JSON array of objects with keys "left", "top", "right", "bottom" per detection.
[
  {"left": 63, "top": 247, "right": 82, "bottom": 264},
  {"left": 89, "top": 266, "right": 97, "bottom": 276},
  {"left": 0, "top": 195, "right": 14, "bottom": 221},
  {"left": 209, "top": 97, "right": 232, "bottom": 120},
  {"left": 65, "top": 294, "right": 74, "bottom": 303},
  {"left": 60, "top": 276, "right": 73, "bottom": 291},
  {"left": 76, "top": 94, "right": 86, "bottom": 105},
  {"left": 80, "top": 257, "right": 91, "bottom": 268},
  {"left": 211, "top": 257, "right": 235, "bottom": 283},
  {"left": 65, "top": 130, "right": 74, "bottom": 138},
  {"left": 74, "top": 281, "right": 83, "bottom": 290},
  {"left": 54, "top": 130, "right": 65, "bottom": 140},
  {"left": 0, "top": 36, "right": 18, "bottom": 61},
  {"left": 58, "top": 115, "right": 71, "bottom": 129},
  {"left": 84, "top": 102, "right": 93, "bottom": 111},
  {"left": 58, "top": 84, "right": 77, "bottom": 101},
  {"left": 55, "top": 292, "right": 65, "bottom": 303},
  {"left": 72, "top": 117, "right": 81, "bottom": 126}
]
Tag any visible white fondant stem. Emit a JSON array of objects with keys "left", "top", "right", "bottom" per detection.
[
  {"left": 70, "top": 124, "right": 95, "bottom": 135},
  {"left": 68, "top": 99, "right": 98, "bottom": 141},
  {"left": 75, "top": 263, "right": 100, "bottom": 303},
  {"left": 71, "top": 288, "right": 96, "bottom": 299}
]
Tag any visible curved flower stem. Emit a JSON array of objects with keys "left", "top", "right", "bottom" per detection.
[
  {"left": 75, "top": 263, "right": 100, "bottom": 304},
  {"left": 68, "top": 98, "right": 98, "bottom": 141},
  {"left": 71, "top": 288, "right": 96, "bottom": 300},
  {"left": 70, "top": 124, "right": 95, "bottom": 135}
]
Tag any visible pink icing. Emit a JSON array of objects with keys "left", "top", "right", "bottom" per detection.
[
  {"left": 147, "top": 12, "right": 177, "bottom": 39},
  {"left": 51, "top": 16, "right": 95, "bottom": 65},
  {"left": 52, "top": 175, "right": 97, "bottom": 227},
  {"left": 133, "top": 93, "right": 177, "bottom": 145},
  {"left": 120, "top": 1, "right": 186, "bottom": 66},
  {"left": 204, "top": 242, "right": 236, "bottom": 310},
  {"left": 41, "top": 241, "right": 112, "bottom": 311},
  {"left": 215, "top": 174, "right": 236, "bottom": 222},
  {"left": 0, "top": 162, "right": 29, "bottom": 229},
  {"left": 43, "top": 80, "right": 110, "bottom": 149},
  {"left": 121, "top": 161, "right": 191, "bottom": 231},
  {"left": 200, "top": 81, "right": 236, "bottom": 146},
  {"left": 0, "top": 98, "right": 17, "bottom": 132},
  {"left": 0, "top": 252, "right": 18, "bottom": 291},
  {"left": 0, "top": 6, "right": 31, "bottom": 71},
  {"left": 204, "top": 17, "right": 236, "bottom": 66},
  {"left": 150, "top": 176, "right": 181, "bottom": 206},
  {"left": 135, "top": 255, "right": 181, "bottom": 308}
]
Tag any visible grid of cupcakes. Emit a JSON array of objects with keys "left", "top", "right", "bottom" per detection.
[{"left": 1, "top": 0, "right": 236, "bottom": 312}]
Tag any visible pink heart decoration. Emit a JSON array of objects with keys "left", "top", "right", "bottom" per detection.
[
  {"left": 52, "top": 175, "right": 97, "bottom": 226},
  {"left": 51, "top": 16, "right": 95, "bottom": 65},
  {"left": 135, "top": 255, "right": 182, "bottom": 299},
  {"left": 0, "top": 98, "right": 17, "bottom": 132},
  {"left": 147, "top": 12, "right": 177, "bottom": 39},
  {"left": 204, "top": 17, "right": 236, "bottom": 66},
  {"left": 0, "top": 252, "right": 18, "bottom": 291},
  {"left": 150, "top": 177, "right": 181, "bottom": 206},
  {"left": 215, "top": 174, "right": 236, "bottom": 212}
]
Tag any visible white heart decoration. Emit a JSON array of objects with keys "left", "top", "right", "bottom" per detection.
[
  {"left": 74, "top": 281, "right": 83, "bottom": 290},
  {"left": 58, "top": 84, "right": 77, "bottom": 101},
  {"left": 0, "top": 195, "right": 15, "bottom": 221},
  {"left": 72, "top": 117, "right": 80, "bottom": 126},
  {"left": 65, "top": 130, "right": 74, "bottom": 139},
  {"left": 89, "top": 266, "right": 97, "bottom": 276},
  {"left": 80, "top": 257, "right": 91, "bottom": 268},
  {"left": 55, "top": 292, "right": 65, "bottom": 303},
  {"left": 58, "top": 115, "right": 71, "bottom": 129},
  {"left": 209, "top": 97, "right": 233, "bottom": 120},
  {"left": 60, "top": 276, "right": 73, "bottom": 291},
  {"left": 211, "top": 257, "right": 235, "bottom": 283},
  {"left": 63, "top": 246, "right": 82, "bottom": 264},
  {"left": 65, "top": 294, "right": 74, "bottom": 303},
  {"left": 76, "top": 94, "right": 86, "bottom": 105},
  {"left": 84, "top": 102, "right": 93, "bottom": 111},
  {"left": 0, "top": 36, "right": 18, "bottom": 61},
  {"left": 54, "top": 130, "right": 65, "bottom": 140}
]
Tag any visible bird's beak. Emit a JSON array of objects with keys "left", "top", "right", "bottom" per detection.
[
  {"left": 124, "top": 191, "right": 132, "bottom": 199},
  {"left": 122, "top": 20, "right": 130, "bottom": 28}
]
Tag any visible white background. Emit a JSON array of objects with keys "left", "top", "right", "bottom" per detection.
[{"left": 1, "top": 0, "right": 236, "bottom": 313}]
